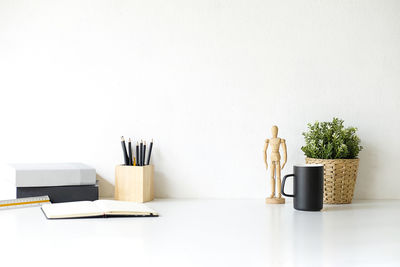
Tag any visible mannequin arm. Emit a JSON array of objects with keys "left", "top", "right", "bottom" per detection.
[
  {"left": 264, "top": 139, "right": 269, "bottom": 169},
  {"left": 281, "top": 139, "right": 287, "bottom": 169}
]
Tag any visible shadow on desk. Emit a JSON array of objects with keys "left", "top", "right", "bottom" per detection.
[
  {"left": 322, "top": 200, "right": 394, "bottom": 212},
  {"left": 97, "top": 174, "right": 114, "bottom": 198}
]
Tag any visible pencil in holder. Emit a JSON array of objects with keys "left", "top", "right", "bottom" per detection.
[{"left": 115, "top": 165, "right": 154, "bottom": 203}]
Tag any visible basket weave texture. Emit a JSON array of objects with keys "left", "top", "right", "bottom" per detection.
[{"left": 305, "top": 158, "right": 360, "bottom": 204}]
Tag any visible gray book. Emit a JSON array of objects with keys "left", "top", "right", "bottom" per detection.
[{"left": 0, "top": 163, "right": 96, "bottom": 187}]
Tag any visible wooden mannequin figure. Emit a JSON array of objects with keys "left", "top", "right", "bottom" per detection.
[{"left": 264, "top": 125, "right": 287, "bottom": 204}]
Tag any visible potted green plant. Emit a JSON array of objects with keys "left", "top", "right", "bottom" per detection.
[{"left": 301, "top": 118, "right": 363, "bottom": 204}]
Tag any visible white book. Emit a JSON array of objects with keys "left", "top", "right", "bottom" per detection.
[
  {"left": 41, "top": 200, "right": 158, "bottom": 219},
  {"left": 0, "top": 163, "right": 96, "bottom": 187}
]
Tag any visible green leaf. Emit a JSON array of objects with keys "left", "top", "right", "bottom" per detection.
[{"left": 302, "top": 118, "right": 363, "bottom": 159}]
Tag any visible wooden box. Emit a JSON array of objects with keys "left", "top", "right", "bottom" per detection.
[{"left": 114, "top": 165, "right": 154, "bottom": 203}]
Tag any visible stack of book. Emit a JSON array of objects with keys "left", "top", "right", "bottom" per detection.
[{"left": 0, "top": 163, "right": 98, "bottom": 203}]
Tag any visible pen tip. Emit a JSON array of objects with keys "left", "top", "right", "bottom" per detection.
[
  {"left": 144, "top": 141, "right": 146, "bottom": 145},
  {"left": 121, "top": 136, "right": 125, "bottom": 141},
  {"left": 128, "top": 138, "right": 131, "bottom": 142}
]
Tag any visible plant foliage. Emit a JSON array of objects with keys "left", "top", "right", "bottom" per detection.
[{"left": 301, "top": 118, "right": 363, "bottom": 159}]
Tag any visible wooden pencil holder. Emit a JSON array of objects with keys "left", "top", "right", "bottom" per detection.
[{"left": 114, "top": 165, "right": 154, "bottom": 203}]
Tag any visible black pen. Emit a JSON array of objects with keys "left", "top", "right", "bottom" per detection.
[
  {"left": 143, "top": 141, "right": 147, "bottom": 166},
  {"left": 121, "top": 136, "right": 129, "bottom": 165},
  {"left": 146, "top": 139, "right": 153, "bottom": 165},
  {"left": 136, "top": 142, "right": 140, "bottom": 166},
  {"left": 140, "top": 140, "right": 143, "bottom": 166},
  {"left": 128, "top": 138, "right": 133, "bottom": 166}
]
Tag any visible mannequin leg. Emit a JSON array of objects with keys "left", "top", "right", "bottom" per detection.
[
  {"left": 270, "top": 161, "right": 276, "bottom": 198},
  {"left": 276, "top": 161, "right": 282, "bottom": 198}
]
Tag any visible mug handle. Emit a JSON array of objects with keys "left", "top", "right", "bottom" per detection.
[{"left": 281, "top": 174, "right": 295, "bottom": 197}]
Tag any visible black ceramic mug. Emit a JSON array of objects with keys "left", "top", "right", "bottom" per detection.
[{"left": 281, "top": 164, "right": 324, "bottom": 211}]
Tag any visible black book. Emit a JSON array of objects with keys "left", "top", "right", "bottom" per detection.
[{"left": 17, "top": 184, "right": 99, "bottom": 203}]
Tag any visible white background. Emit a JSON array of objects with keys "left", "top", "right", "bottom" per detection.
[{"left": 0, "top": 0, "right": 399, "bottom": 199}]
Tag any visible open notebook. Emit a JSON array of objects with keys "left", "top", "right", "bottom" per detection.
[{"left": 41, "top": 200, "right": 158, "bottom": 219}]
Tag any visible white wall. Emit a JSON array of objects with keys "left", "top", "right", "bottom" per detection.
[{"left": 0, "top": 0, "right": 399, "bottom": 199}]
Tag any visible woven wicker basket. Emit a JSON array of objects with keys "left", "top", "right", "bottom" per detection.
[{"left": 305, "top": 158, "right": 360, "bottom": 204}]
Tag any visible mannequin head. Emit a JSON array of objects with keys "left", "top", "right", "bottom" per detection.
[{"left": 271, "top": 125, "right": 278, "bottom": 138}]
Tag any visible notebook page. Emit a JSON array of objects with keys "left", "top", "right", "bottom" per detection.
[
  {"left": 42, "top": 201, "right": 104, "bottom": 219},
  {"left": 95, "top": 200, "right": 157, "bottom": 215}
]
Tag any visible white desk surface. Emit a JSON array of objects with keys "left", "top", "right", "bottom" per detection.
[{"left": 0, "top": 199, "right": 399, "bottom": 267}]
